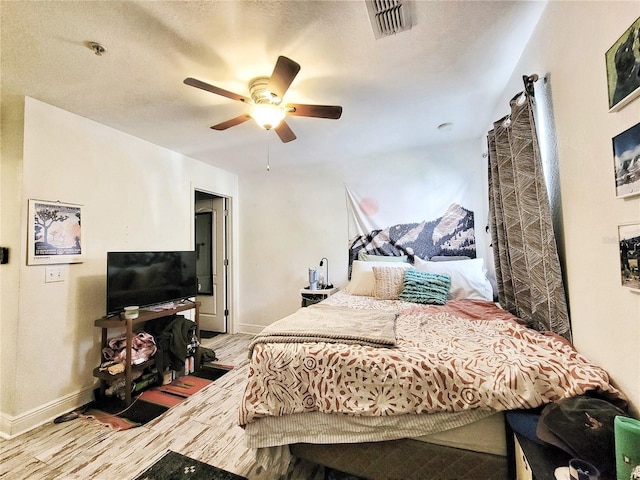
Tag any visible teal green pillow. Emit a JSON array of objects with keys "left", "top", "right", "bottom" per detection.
[{"left": 398, "top": 269, "right": 451, "bottom": 305}]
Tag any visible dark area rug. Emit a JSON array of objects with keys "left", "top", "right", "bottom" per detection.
[
  {"left": 134, "top": 450, "right": 247, "bottom": 480},
  {"left": 192, "top": 365, "right": 233, "bottom": 381},
  {"left": 116, "top": 398, "right": 170, "bottom": 426},
  {"left": 81, "top": 395, "right": 171, "bottom": 430},
  {"left": 81, "top": 373, "right": 216, "bottom": 430},
  {"left": 324, "top": 468, "right": 368, "bottom": 480},
  {"left": 199, "top": 330, "right": 220, "bottom": 339},
  {"left": 135, "top": 450, "right": 363, "bottom": 480}
]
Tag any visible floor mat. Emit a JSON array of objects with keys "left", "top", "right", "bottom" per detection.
[
  {"left": 81, "top": 374, "right": 212, "bottom": 430},
  {"left": 155, "top": 375, "right": 212, "bottom": 397},
  {"left": 199, "top": 330, "right": 220, "bottom": 339},
  {"left": 138, "top": 389, "right": 185, "bottom": 407},
  {"left": 82, "top": 403, "right": 154, "bottom": 430},
  {"left": 324, "top": 468, "right": 368, "bottom": 480},
  {"left": 134, "top": 450, "right": 247, "bottom": 480},
  {"left": 191, "top": 365, "right": 232, "bottom": 381}
]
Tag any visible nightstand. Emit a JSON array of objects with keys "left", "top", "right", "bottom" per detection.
[
  {"left": 513, "top": 433, "right": 571, "bottom": 480},
  {"left": 300, "top": 287, "right": 338, "bottom": 307}
]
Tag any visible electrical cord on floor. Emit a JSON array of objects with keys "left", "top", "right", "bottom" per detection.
[{"left": 53, "top": 404, "right": 89, "bottom": 424}]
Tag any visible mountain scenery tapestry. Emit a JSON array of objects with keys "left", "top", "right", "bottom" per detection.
[{"left": 345, "top": 186, "right": 477, "bottom": 276}]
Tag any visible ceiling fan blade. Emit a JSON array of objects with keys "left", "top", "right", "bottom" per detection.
[
  {"left": 274, "top": 121, "right": 297, "bottom": 143},
  {"left": 210, "top": 114, "right": 251, "bottom": 131},
  {"left": 267, "top": 56, "right": 301, "bottom": 100},
  {"left": 286, "top": 103, "right": 343, "bottom": 119},
  {"left": 184, "top": 77, "right": 251, "bottom": 104}
]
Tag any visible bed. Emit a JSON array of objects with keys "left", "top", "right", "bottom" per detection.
[
  {"left": 239, "top": 274, "right": 622, "bottom": 478},
  {"left": 239, "top": 208, "right": 622, "bottom": 479}
]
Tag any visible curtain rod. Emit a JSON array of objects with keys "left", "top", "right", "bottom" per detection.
[
  {"left": 523, "top": 74, "right": 540, "bottom": 97},
  {"left": 492, "top": 74, "right": 545, "bottom": 130}
]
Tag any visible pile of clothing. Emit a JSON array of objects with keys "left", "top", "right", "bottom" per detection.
[
  {"left": 145, "top": 314, "right": 199, "bottom": 379},
  {"left": 101, "top": 314, "right": 199, "bottom": 397},
  {"left": 103, "top": 332, "right": 157, "bottom": 367}
]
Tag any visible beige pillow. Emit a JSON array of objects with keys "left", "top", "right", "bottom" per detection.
[
  {"left": 373, "top": 266, "right": 412, "bottom": 300},
  {"left": 346, "top": 260, "right": 411, "bottom": 296}
]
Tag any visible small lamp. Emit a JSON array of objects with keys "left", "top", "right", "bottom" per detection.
[{"left": 319, "top": 257, "right": 332, "bottom": 289}]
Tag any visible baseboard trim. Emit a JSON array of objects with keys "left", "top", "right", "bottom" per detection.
[
  {"left": 0, "top": 386, "right": 95, "bottom": 439},
  {"left": 237, "top": 323, "right": 265, "bottom": 335}
]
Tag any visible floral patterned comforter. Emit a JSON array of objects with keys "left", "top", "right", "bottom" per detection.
[{"left": 239, "top": 293, "right": 621, "bottom": 426}]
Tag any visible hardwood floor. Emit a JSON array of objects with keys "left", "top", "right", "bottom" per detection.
[{"left": 0, "top": 334, "right": 326, "bottom": 480}]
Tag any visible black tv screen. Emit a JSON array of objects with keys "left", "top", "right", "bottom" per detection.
[{"left": 106, "top": 251, "right": 197, "bottom": 315}]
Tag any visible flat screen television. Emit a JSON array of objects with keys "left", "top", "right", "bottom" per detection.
[{"left": 106, "top": 251, "right": 197, "bottom": 315}]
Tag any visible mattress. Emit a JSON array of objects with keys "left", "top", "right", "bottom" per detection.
[{"left": 244, "top": 408, "right": 497, "bottom": 449}]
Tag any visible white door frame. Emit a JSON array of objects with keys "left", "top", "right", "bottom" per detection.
[{"left": 193, "top": 189, "right": 232, "bottom": 333}]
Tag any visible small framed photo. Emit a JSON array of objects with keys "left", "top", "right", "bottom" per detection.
[
  {"left": 619, "top": 222, "right": 640, "bottom": 292},
  {"left": 606, "top": 16, "right": 640, "bottom": 112},
  {"left": 612, "top": 121, "right": 640, "bottom": 198},
  {"left": 27, "top": 199, "right": 83, "bottom": 265}
]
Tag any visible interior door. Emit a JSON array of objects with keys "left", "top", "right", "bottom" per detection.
[
  {"left": 195, "top": 192, "right": 228, "bottom": 333},
  {"left": 212, "top": 196, "right": 227, "bottom": 331}
]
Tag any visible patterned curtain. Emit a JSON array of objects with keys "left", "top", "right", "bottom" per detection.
[{"left": 487, "top": 90, "right": 571, "bottom": 340}]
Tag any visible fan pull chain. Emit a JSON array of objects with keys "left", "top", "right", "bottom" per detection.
[{"left": 266, "top": 142, "right": 270, "bottom": 171}]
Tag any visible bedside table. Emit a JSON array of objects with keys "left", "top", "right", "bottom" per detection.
[
  {"left": 300, "top": 287, "right": 338, "bottom": 307},
  {"left": 513, "top": 433, "right": 571, "bottom": 480}
]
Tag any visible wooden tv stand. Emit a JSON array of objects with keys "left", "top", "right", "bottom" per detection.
[{"left": 93, "top": 301, "right": 200, "bottom": 406}]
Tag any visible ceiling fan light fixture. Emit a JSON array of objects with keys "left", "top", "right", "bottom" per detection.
[
  {"left": 186, "top": 56, "right": 342, "bottom": 143},
  {"left": 250, "top": 103, "right": 286, "bottom": 130}
]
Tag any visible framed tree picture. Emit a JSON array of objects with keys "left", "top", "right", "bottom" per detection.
[
  {"left": 619, "top": 222, "right": 640, "bottom": 292},
  {"left": 606, "top": 16, "right": 640, "bottom": 112},
  {"left": 27, "top": 199, "right": 83, "bottom": 265},
  {"left": 612, "top": 121, "right": 640, "bottom": 198}
]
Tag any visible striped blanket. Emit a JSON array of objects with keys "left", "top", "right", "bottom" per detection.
[{"left": 248, "top": 305, "right": 397, "bottom": 357}]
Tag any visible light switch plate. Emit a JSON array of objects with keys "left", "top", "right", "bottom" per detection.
[{"left": 45, "top": 266, "right": 65, "bottom": 283}]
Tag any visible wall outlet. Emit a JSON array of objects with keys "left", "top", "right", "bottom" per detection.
[{"left": 45, "top": 266, "right": 66, "bottom": 283}]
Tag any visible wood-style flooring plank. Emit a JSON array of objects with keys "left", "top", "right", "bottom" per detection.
[{"left": 0, "top": 333, "right": 326, "bottom": 480}]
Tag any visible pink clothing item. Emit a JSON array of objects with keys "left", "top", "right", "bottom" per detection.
[{"left": 103, "top": 332, "right": 157, "bottom": 364}]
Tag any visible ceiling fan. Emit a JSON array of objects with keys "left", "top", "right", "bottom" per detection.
[{"left": 184, "top": 56, "right": 342, "bottom": 143}]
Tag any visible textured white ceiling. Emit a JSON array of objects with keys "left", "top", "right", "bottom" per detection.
[{"left": 1, "top": 1, "right": 546, "bottom": 174}]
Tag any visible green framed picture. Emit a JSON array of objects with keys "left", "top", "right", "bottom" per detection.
[{"left": 606, "top": 16, "right": 640, "bottom": 112}]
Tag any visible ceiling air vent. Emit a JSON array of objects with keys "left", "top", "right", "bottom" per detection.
[{"left": 365, "top": 0, "right": 412, "bottom": 39}]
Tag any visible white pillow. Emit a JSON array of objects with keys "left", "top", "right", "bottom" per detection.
[
  {"left": 346, "top": 260, "right": 412, "bottom": 296},
  {"left": 358, "top": 252, "right": 409, "bottom": 263},
  {"left": 413, "top": 257, "right": 493, "bottom": 301}
]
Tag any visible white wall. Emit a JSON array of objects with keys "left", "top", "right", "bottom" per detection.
[
  {"left": 0, "top": 96, "right": 26, "bottom": 440},
  {"left": 237, "top": 0, "right": 640, "bottom": 415},
  {"left": 0, "top": 97, "right": 238, "bottom": 437},
  {"left": 3, "top": 0, "right": 637, "bottom": 438},
  {"left": 237, "top": 139, "right": 490, "bottom": 332},
  {"left": 491, "top": 1, "right": 640, "bottom": 414}
]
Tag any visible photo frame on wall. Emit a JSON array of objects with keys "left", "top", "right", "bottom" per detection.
[
  {"left": 619, "top": 222, "right": 640, "bottom": 292},
  {"left": 612, "top": 121, "right": 640, "bottom": 198},
  {"left": 27, "top": 199, "right": 83, "bottom": 265},
  {"left": 606, "top": 16, "right": 640, "bottom": 112}
]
